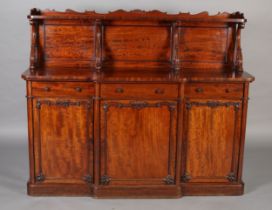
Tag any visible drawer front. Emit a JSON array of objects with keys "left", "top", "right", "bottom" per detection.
[
  {"left": 32, "top": 82, "right": 94, "bottom": 97},
  {"left": 185, "top": 83, "right": 243, "bottom": 99},
  {"left": 101, "top": 84, "right": 179, "bottom": 99}
]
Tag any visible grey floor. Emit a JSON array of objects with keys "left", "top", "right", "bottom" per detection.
[{"left": 0, "top": 131, "right": 271, "bottom": 210}]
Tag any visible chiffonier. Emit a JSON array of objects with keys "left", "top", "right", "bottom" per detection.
[{"left": 22, "top": 8, "right": 255, "bottom": 198}]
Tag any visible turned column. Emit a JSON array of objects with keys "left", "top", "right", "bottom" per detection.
[
  {"left": 29, "top": 8, "right": 41, "bottom": 72},
  {"left": 233, "top": 21, "right": 245, "bottom": 72},
  {"left": 95, "top": 19, "right": 103, "bottom": 71},
  {"left": 171, "top": 21, "right": 180, "bottom": 72}
]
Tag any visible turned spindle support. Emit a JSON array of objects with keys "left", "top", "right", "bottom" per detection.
[
  {"left": 235, "top": 23, "right": 245, "bottom": 72},
  {"left": 29, "top": 8, "right": 41, "bottom": 72},
  {"left": 171, "top": 22, "right": 180, "bottom": 72},
  {"left": 95, "top": 19, "right": 103, "bottom": 71},
  {"left": 232, "top": 12, "right": 245, "bottom": 72}
]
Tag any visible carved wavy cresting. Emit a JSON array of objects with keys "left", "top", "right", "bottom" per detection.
[{"left": 29, "top": 8, "right": 245, "bottom": 20}]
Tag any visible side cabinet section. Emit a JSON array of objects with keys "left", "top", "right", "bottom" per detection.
[
  {"left": 182, "top": 99, "right": 242, "bottom": 183},
  {"left": 32, "top": 98, "right": 93, "bottom": 184}
]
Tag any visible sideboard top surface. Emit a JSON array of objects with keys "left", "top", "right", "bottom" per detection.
[{"left": 22, "top": 67, "right": 254, "bottom": 82}]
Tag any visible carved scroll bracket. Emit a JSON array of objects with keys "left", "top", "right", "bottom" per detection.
[
  {"left": 83, "top": 175, "right": 93, "bottom": 183},
  {"left": 103, "top": 101, "right": 177, "bottom": 111},
  {"left": 163, "top": 175, "right": 175, "bottom": 185},
  {"left": 233, "top": 22, "right": 245, "bottom": 72},
  {"left": 226, "top": 172, "right": 237, "bottom": 182},
  {"left": 95, "top": 19, "right": 103, "bottom": 71},
  {"left": 186, "top": 101, "right": 240, "bottom": 110},
  {"left": 100, "top": 175, "right": 111, "bottom": 185},
  {"left": 36, "top": 100, "right": 85, "bottom": 109},
  {"left": 29, "top": 8, "right": 41, "bottom": 72}
]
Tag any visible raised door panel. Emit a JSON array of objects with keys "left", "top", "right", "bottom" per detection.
[
  {"left": 33, "top": 98, "right": 93, "bottom": 184},
  {"left": 182, "top": 100, "right": 242, "bottom": 183},
  {"left": 100, "top": 100, "right": 177, "bottom": 185}
]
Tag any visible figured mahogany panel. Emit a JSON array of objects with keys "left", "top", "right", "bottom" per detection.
[
  {"left": 33, "top": 98, "right": 93, "bottom": 184},
  {"left": 103, "top": 25, "right": 171, "bottom": 68},
  {"left": 100, "top": 100, "right": 177, "bottom": 185},
  {"left": 44, "top": 25, "right": 95, "bottom": 67},
  {"left": 182, "top": 100, "right": 242, "bottom": 183},
  {"left": 179, "top": 27, "right": 233, "bottom": 69}
]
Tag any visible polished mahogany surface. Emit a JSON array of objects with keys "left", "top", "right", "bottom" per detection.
[{"left": 22, "top": 9, "right": 254, "bottom": 198}]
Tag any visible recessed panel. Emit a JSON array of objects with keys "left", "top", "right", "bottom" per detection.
[
  {"left": 179, "top": 27, "right": 229, "bottom": 63},
  {"left": 185, "top": 101, "right": 241, "bottom": 183},
  {"left": 45, "top": 25, "right": 95, "bottom": 60},
  {"left": 103, "top": 26, "right": 171, "bottom": 62}
]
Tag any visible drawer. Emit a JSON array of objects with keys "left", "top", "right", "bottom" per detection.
[
  {"left": 185, "top": 83, "right": 243, "bottom": 99},
  {"left": 101, "top": 83, "right": 179, "bottom": 99},
  {"left": 32, "top": 82, "right": 94, "bottom": 97}
]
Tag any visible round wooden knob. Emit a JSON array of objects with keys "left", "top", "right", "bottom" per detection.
[
  {"left": 75, "top": 87, "right": 82, "bottom": 92},
  {"left": 225, "top": 89, "right": 230, "bottom": 93},
  {"left": 154, "top": 88, "right": 164, "bottom": 94},
  {"left": 44, "top": 87, "right": 50, "bottom": 92},
  {"left": 115, "top": 88, "right": 124, "bottom": 93},
  {"left": 195, "top": 87, "right": 203, "bottom": 93}
]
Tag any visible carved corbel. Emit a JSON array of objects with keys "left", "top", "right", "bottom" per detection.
[
  {"left": 29, "top": 8, "right": 41, "bottom": 72},
  {"left": 100, "top": 175, "right": 111, "bottom": 185},
  {"left": 171, "top": 21, "right": 180, "bottom": 72},
  {"left": 181, "top": 172, "right": 191, "bottom": 182},
  {"left": 163, "top": 175, "right": 175, "bottom": 185},
  {"left": 95, "top": 19, "right": 103, "bottom": 71},
  {"left": 233, "top": 22, "right": 245, "bottom": 72},
  {"left": 226, "top": 172, "right": 237, "bottom": 182},
  {"left": 83, "top": 175, "right": 93, "bottom": 183}
]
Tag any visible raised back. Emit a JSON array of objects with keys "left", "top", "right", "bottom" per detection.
[{"left": 28, "top": 9, "right": 246, "bottom": 72}]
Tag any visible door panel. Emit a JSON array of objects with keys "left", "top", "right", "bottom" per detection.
[
  {"left": 182, "top": 100, "right": 242, "bottom": 183},
  {"left": 100, "top": 100, "right": 177, "bottom": 185},
  {"left": 33, "top": 98, "right": 93, "bottom": 184}
]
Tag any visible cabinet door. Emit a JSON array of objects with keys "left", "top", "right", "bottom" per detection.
[
  {"left": 182, "top": 100, "right": 242, "bottom": 183},
  {"left": 100, "top": 100, "right": 177, "bottom": 185},
  {"left": 33, "top": 98, "right": 93, "bottom": 184}
]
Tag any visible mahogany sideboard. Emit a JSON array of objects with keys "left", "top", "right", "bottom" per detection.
[{"left": 22, "top": 9, "right": 255, "bottom": 198}]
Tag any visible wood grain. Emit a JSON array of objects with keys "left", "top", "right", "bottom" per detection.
[
  {"left": 183, "top": 99, "right": 242, "bottom": 183},
  {"left": 103, "top": 25, "right": 171, "bottom": 68},
  {"left": 179, "top": 27, "right": 232, "bottom": 69},
  {"left": 100, "top": 100, "right": 177, "bottom": 185},
  {"left": 33, "top": 98, "right": 93, "bottom": 184},
  {"left": 44, "top": 25, "right": 95, "bottom": 68}
]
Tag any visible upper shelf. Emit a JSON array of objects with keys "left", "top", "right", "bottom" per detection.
[{"left": 27, "top": 9, "right": 246, "bottom": 73}]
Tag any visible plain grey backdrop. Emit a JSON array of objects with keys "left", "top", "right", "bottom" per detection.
[{"left": 0, "top": 0, "right": 271, "bottom": 209}]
